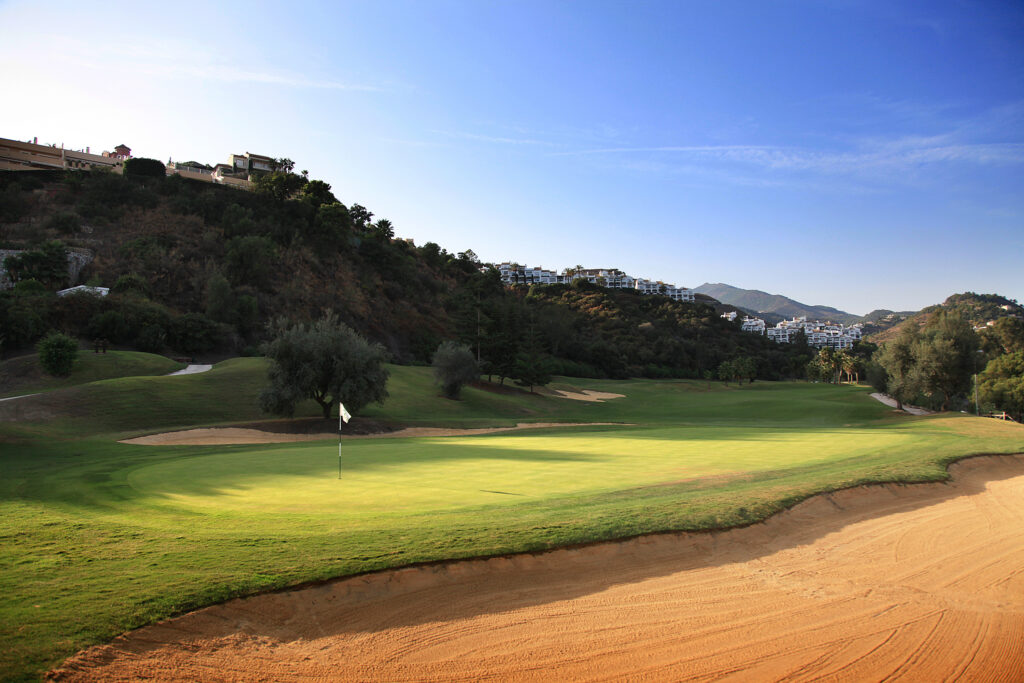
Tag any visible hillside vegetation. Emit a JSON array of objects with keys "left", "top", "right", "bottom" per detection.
[
  {"left": 866, "top": 293, "right": 1024, "bottom": 419},
  {"left": 869, "top": 292, "right": 1023, "bottom": 343},
  {"left": 1, "top": 170, "right": 813, "bottom": 382}
]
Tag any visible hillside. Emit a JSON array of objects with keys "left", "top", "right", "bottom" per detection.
[
  {"left": 694, "top": 282, "right": 862, "bottom": 325},
  {"left": 868, "top": 292, "right": 1023, "bottom": 343},
  {"left": 857, "top": 309, "right": 917, "bottom": 338},
  {"left": 1, "top": 169, "right": 809, "bottom": 381}
]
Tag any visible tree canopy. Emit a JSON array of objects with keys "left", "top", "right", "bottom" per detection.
[
  {"left": 259, "top": 314, "right": 389, "bottom": 419},
  {"left": 978, "top": 351, "right": 1024, "bottom": 420},
  {"left": 432, "top": 341, "right": 478, "bottom": 399},
  {"left": 37, "top": 331, "right": 78, "bottom": 376}
]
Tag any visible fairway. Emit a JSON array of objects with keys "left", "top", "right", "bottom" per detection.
[{"left": 2, "top": 365, "right": 1024, "bottom": 680}]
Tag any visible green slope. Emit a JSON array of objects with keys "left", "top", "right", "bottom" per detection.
[{"left": 0, "top": 350, "right": 184, "bottom": 399}]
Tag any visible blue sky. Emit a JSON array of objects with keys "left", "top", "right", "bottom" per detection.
[{"left": 1, "top": 0, "right": 1022, "bottom": 315}]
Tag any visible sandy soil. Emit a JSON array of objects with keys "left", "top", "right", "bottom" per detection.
[
  {"left": 50, "top": 454, "right": 1024, "bottom": 681},
  {"left": 121, "top": 422, "right": 628, "bottom": 446},
  {"left": 870, "top": 392, "right": 933, "bottom": 415}
]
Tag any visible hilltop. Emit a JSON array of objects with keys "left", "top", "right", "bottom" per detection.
[
  {"left": 868, "top": 292, "right": 1023, "bottom": 343},
  {"left": 693, "top": 283, "right": 863, "bottom": 325}
]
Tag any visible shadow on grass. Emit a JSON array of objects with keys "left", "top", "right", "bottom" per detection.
[
  {"left": 64, "top": 454, "right": 1024, "bottom": 665},
  {"left": 4, "top": 418, "right": 921, "bottom": 509}
]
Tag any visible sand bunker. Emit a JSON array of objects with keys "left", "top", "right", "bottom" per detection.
[
  {"left": 122, "top": 422, "right": 627, "bottom": 446},
  {"left": 544, "top": 388, "right": 626, "bottom": 402},
  {"left": 50, "top": 455, "right": 1024, "bottom": 681}
]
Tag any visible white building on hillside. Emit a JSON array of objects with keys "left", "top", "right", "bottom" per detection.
[
  {"left": 497, "top": 263, "right": 695, "bottom": 302},
  {"left": 741, "top": 316, "right": 766, "bottom": 334},
  {"left": 748, "top": 315, "right": 862, "bottom": 349}
]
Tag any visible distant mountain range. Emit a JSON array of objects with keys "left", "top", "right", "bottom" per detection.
[{"left": 693, "top": 283, "right": 865, "bottom": 325}]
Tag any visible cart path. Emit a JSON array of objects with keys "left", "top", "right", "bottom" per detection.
[
  {"left": 51, "top": 455, "right": 1024, "bottom": 682},
  {"left": 870, "top": 392, "right": 933, "bottom": 415}
]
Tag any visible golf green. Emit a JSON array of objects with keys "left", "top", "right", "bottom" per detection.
[{"left": 3, "top": 366, "right": 1023, "bottom": 680}]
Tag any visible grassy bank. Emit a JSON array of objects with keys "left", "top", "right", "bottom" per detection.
[
  {"left": 0, "top": 350, "right": 184, "bottom": 399},
  {"left": 2, "top": 362, "right": 1023, "bottom": 679}
]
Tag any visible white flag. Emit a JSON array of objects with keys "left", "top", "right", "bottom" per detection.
[{"left": 339, "top": 403, "right": 352, "bottom": 426}]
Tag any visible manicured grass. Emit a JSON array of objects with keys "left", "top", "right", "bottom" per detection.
[
  {"left": 0, "top": 350, "right": 183, "bottom": 399},
  {"left": 2, "top": 365, "right": 1023, "bottom": 680}
]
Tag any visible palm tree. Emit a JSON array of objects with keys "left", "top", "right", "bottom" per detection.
[{"left": 840, "top": 350, "right": 857, "bottom": 383}]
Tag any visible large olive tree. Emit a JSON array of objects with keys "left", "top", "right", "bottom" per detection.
[{"left": 260, "top": 314, "right": 389, "bottom": 419}]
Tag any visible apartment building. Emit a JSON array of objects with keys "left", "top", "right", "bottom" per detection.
[
  {"left": 227, "top": 152, "right": 276, "bottom": 175},
  {"left": 0, "top": 137, "right": 127, "bottom": 172},
  {"left": 497, "top": 262, "right": 695, "bottom": 302},
  {"left": 740, "top": 316, "right": 766, "bottom": 333},
  {"left": 742, "top": 314, "right": 863, "bottom": 350},
  {"left": 166, "top": 150, "right": 280, "bottom": 190}
]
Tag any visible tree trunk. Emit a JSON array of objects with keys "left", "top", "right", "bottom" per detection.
[{"left": 314, "top": 396, "right": 331, "bottom": 419}]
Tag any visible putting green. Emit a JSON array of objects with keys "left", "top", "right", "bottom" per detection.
[{"left": 126, "top": 425, "right": 920, "bottom": 515}]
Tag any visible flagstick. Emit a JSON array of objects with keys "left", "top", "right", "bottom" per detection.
[{"left": 338, "top": 402, "right": 351, "bottom": 479}]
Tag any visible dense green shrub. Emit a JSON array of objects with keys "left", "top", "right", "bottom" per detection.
[
  {"left": 37, "top": 331, "right": 79, "bottom": 376},
  {"left": 432, "top": 341, "right": 478, "bottom": 399},
  {"left": 3, "top": 241, "right": 68, "bottom": 288},
  {"left": 12, "top": 279, "right": 48, "bottom": 296},
  {"left": 136, "top": 324, "right": 167, "bottom": 353},
  {"left": 87, "top": 310, "right": 130, "bottom": 343},
  {"left": 0, "top": 299, "right": 47, "bottom": 349},
  {"left": 225, "top": 235, "right": 277, "bottom": 289},
  {"left": 43, "top": 212, "right": 81, "bottom": 234},
  {"left": 111, "top": 273, "right": 149, "bottom": 296},
  {"left": 123, "top": 157, "right": 167, "bottom": 179},
  {"left": 168, "top": 312, "right": 222, "bottom": 355}
]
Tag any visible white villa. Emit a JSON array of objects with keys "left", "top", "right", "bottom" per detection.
[
  {"left": 497, "top": 263, "right": 695, "bottom": 302},
  {"left": 732, "top": 314, "right": 863, "bottom": 349}
]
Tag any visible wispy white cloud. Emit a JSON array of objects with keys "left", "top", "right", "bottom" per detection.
[
  {"left": 132, "top": 62, "right": 386, "bottom": 91},
  {"left": 41, "top": 38, "right": 391, "bottom": 92},
  {"left": 433, "top": 130, "right": 562, "bottom": 147},
  {"left": 554, "top": 138, "right": 1024, "bottom": 180}
]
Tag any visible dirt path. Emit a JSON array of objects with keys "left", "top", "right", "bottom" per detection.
[
  {"left": 50, "top": 455, "right": 1024, "bottom": 682},
  {"left": 121, "top": 422, "right": 629, "bottom": 446},
  {"left": 167, "top": 364, "right": 213, "bottom": 376}
]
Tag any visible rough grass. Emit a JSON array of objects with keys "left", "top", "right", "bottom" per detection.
[
  {"left": 0, "top": 350, "right": 183, "bottom": 399},
  {"left": 2, "top": 362, "right": 1023, "bottom": 680}
]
